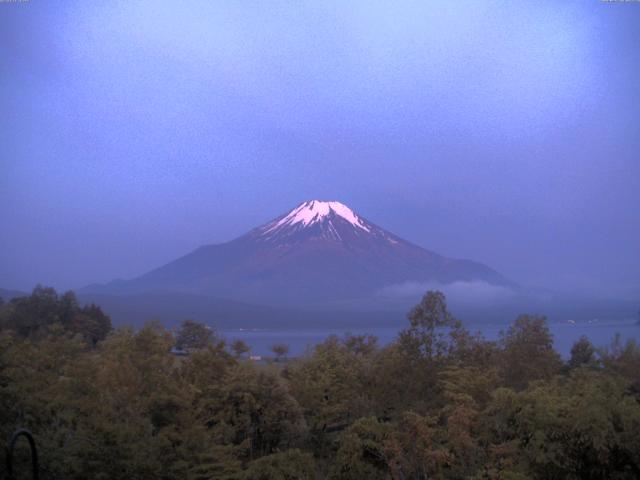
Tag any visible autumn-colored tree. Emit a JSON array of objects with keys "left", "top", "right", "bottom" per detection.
[{"left": 388, "top": 411, "right": 452, "bottom": 479}]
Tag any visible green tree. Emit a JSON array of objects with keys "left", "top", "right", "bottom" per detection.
[
  {"left": 270, "top": 343, "right": 289, "bottom": 362},
  {"left": 480, "top": 370, "right": 640, "bottom": 478},
  {"left": 330, "top": 417, "right": 394, "bottom": 480},
  {"left": 175, "top": 319, "right": 214, "bottom": 350},
  {"left": 231, "top": 339, "right": 250, "bottom": 358},
  {"left": 399, "top": 290, "right": 463, "bottom": 361},
  {"left": 5, "top": 285, "right": 640, "bottom": 479},
  {"left": 600, "top": 334, "right": 640, "bottom": 382},
  {"left": 199, "top": 363, "right": 307, "bottom": 460},
  {"left": 379, "top": 291, "right": 472, "bottom": 415},
  {"left": 0, "top": 285, "right": 60, "bottom": 338},
  {"left": 243, "top": 449, "right": 315, "bottom": 480},
  {"left": 389, "top": 412, "right": 452, "bottom": 480},
  {"left": 500, "top": 314, "right": 562, "bottom": 390},
  {"left": 69, "top": 302, "right": 112, "bottom": 346},
  {"left": 343, "top": 333, "right": 378, "bottom": 356},
  {"left": 0, "top": 286, "right": 111, "bottom": 345},
  {"left": 288, "top": 336, "right": 371, "bottom": 450},
  {"left": 567, "top": 335, "right": 598, "bottom": 370}
]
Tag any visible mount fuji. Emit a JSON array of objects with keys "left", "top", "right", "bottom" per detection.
[{"left": 83, "top": 200, "right": 514, "bottom": 308}]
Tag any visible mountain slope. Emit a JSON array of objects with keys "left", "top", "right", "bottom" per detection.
[
  {"left": 84, "top": 200, "right": 514, "bottom": 305},
  {"left": 0, "top": 288, "right": 28, "bottom": 302}
]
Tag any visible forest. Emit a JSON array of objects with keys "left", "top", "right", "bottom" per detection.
[{"left": 1, "top": 286, "right": 639, "bottom": 479}]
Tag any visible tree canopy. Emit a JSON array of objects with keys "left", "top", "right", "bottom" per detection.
[
  {"left": 1, "top": 288, "right": 639, "bottom": 479},
  {"left": 0, "top": 285, "right": 111, "bottom": 345}
]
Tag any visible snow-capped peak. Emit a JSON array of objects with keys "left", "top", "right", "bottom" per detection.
[{"left": 263, "top": 200, "right": 371, "bottom": 234}]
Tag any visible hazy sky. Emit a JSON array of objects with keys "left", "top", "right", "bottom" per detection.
[{"left": 1, "top": 1, "right": 639, "bottom": 299}]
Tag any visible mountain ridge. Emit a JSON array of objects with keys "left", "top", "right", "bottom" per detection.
[{"left": 82, "top": 200, "right": 515, "bottom": 305}]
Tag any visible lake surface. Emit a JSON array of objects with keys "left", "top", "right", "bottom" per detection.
[{"left": 221, "top": 319, "right": 640, "bottom": 358}]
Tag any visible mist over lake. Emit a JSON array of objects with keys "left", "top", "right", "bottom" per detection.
[{"left": 223, "top": 319, "right": 640, "bottom": 359}]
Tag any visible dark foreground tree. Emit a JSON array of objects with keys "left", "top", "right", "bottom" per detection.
[
  {"left": 568, "top": 335, "right": 598, "bottom": 370},
  {"left": 175, "top": 319, "right": 214, "bottom": 350},
  {"left": 271, "top": 343, "right": 289, "bottom": 361},
  {"left": 2, "top": 288, "right": 640, "bottom": 479},
  {"left": 500, "top": 314, "right": 562, "bottom": 390},
  {"left": 0, "top": 286, "right": 111, "bottom": 345},
  {"left": 242, "top": 449, "right": 315, "bottom": 480},
  {"left": 231, "top": 339, "right": 250, "bottom": 358}
]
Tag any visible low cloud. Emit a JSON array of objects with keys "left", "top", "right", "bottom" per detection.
[{"left": 377, "top": 280, "right": 517, "bottom": 304}]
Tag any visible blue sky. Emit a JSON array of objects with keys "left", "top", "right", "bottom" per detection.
[{"left": 1, "top": 0, "right": 639, "bottom": 298}]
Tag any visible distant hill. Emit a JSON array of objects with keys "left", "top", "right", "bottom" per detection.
[
  {"left": 76, "top": 291, "right": 406, "bottom": 329},
  {"left": 77, "top": 290, "right": 638, "bottom": 330},
  {"left": 3, "top": 286, "right": 635, "bottom": 331},
  {"left": 0, "top": 288, "right": 28, "bottom": 302}
]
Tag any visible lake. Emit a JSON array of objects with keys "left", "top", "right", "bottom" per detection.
[{"left": 221, "top": 319, "right": 640, "bottom": 358}]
